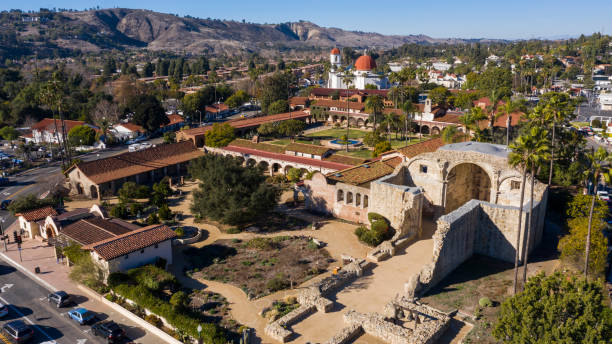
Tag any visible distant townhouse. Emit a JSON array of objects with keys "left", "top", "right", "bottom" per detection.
[
  {"left": 30, "top": 118, "right": 98, "bottom": 144},
  {"left": 159, "top": 114, "right": 186, "bottom": 133},
  {"left": 16, "top": 206, "right": 58, "bottom": 239},
  {"left": 205, "top": 103, "right": 230, "bottom": 121},
  {"left": 111, "top": 123, "right": 145, "bottom": 141}
]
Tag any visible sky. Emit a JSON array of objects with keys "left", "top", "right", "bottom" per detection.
[{"left": 8, "top": 0, "right": 610, "bottom": 39}]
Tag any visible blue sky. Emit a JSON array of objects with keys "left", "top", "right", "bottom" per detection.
[{"left": 9, "top": 0, "right": 609, "bottom": 39}]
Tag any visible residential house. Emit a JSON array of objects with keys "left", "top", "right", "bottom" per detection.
[
  {"left": 111, "top": 123, "right": 145, "bottom": 141},
  {"left": 284, "top": 143, "right": 332, "bottom": 160},
  {"left": 159, "top": 114, "right": 186, "bottom": 133},
  {"left": 205, "top": 103, "right": 230, "bottom": 121},
  {"left": 17, "top": 206, "right": 58, "bottom": 239},
  {"left": 30, "top": 118, "right": 98, "bottom": 144}
]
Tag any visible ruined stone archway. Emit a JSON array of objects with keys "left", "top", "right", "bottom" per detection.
[{"left": 444, "top": 163, "right": 491, "bottom": 214}]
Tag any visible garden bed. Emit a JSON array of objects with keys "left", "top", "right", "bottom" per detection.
[
  {"left": 184, "top": 236, "right": 332, "bottom": 298},
  {"left": 197, "top": 211, "right": 310, "bottom": 234}
]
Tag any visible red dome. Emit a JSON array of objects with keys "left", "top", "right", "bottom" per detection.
[
  {"left": 355, "top": 55, "right": 376, "bottom": 71},
  {"left": 330, "top": 48, "right": 340, "bottom": 55}
]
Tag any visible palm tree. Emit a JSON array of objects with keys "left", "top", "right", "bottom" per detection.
[
  {"left": 365, "top": 95, "right": 384, "bottom": 132},
  {"left": 583, "top": 147, "right": 610, "bottom": 280},
  {"left": 39, "top": 76, "right": 69, "bottom": 167},
  {"left": 538, "top": 92, "right": 575, "bottom": 186},
  {"left": 341, "top": 70, "right": 354, "bottom": 152},
  {"left": 460, "top": 107, "right": 487, "bottom": 141},
  {"left": 521, "top": 128, "right": 550, "bottom": 286},
  {"left": 508, "top": 127, "right": 545, "bottom": 294},
  {"left": 381, "top": 112, "right": 399, "bottom": 144},
  {"left": 401, "top": 101, "right": 416, "bottom": 144}
]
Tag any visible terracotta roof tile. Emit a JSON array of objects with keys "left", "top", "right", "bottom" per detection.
[
  {"left": 289, "top": 97, "right": 309, "bottom": 106},
  {"left": 17, "top": 206, "right": 58, "bottom": 222},
  {"left": 312, "top": 99, "right": 365, "bottom": 111},
  {"left": 395, "top": 137, "right": 447, "bottom": 159},
  {"left": 310, "top": 88, "right": 389, "bottom": 98},
  {"left": 181, "top": 112, "right": 310, "bottom": 137},
  {"left": 284, "top": 142, "right": 331, "bottom": 156},
  {"left": 223, "top": 145, "right": 353, "bottom": 171},
  {"left": 69, "top": 141, "right": 203, "bottom": 185},
  {"left": 432, "top": 113, "right": 462, "bottom": 124},
  {"left": 230, "top": 139, "right": 285, "bottom": 153},
  {"left": 31, "top": 118, "right": 91, "bottom": 132},
  {"left": 163, "top": 114, "right": 185, "bottom": 127},
  {"left": 83, "top": 224, "right": 176, "bottom": 261},
  {"left": 60, "top": 217, "right": 136, "bottom": 245},
  {"left": 326, "top": 158, "right": 397, "bottom": 187},
  {"left": 323, "top": 154, "right": 367, "bottom": 166}
]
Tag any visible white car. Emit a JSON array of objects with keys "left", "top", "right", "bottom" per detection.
[{"left": 0, "top": 303, "right": 8, "bottom": 317}]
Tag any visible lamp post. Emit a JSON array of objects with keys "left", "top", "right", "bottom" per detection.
[
  {"left": 0, "top": 217, "right": 5, "bottom": 252},
  {"left": 197, "top": 324, "right": 202, "bottom": 344}
]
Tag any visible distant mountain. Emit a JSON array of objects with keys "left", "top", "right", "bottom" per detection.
[{"left": 2, "top": 8, "right": 506, "bottom": 57}]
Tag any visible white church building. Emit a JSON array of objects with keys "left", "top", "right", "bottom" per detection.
[{"left": 327, "top": 48, "right": 390, "bottom": 90}]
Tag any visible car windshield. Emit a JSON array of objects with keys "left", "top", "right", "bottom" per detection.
[
  {"left": 83, "top": 311, "right": 94, "bottom": 318},
  {"left": 17, "top": 329, "right": 31, "bottom": 336}
]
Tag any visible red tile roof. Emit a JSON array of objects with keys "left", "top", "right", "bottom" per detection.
[
  {"left": 392, "top": 137, "right": 447, "bottom": 159},
  {"left": 83, "top": 224, "right": 176, "bottom": 260},
  {"left": 61, "top": 217, "right": 137, "bottom": 245},
  {"left": 205, "top": 103, "right": 229, "bottom": 113},
  {"left": 115, "top": 123, "right": 145, "bottom": 132},
  {"left": 312, "top": 99, "right": 365, "bottom": 111},
  {"left": 310, "top": 88, "right": 389, "bottom": 98},
  {"left": 326, "top": 158, "right": 398, "bottom": 187},
  {"left": 68, "top": 141, "right": 203, "bottom": 185},
  {"left": 285, "top": 142, "right": 331, "bottom": 156},
  {"left": 31, "top": 118, "right": 94, "bottom": 133},
  {"left": 289, "top": 97, "right": 309, "bottom": 106},
  {"left": 164, "top": 114, "right": 185, "bottom": 127},
  {"left": 180, "top": 112, "right": 311, "bottom": 137},
  {"left": 478, "top": 111, "right": 525, "bottom": 129},
  {"left": 432, "top": 113, "right": 462, "bottom": 124},
  {"left": 17, "top": 206, "right": 58, "bottom": 222},
  {"left": 223, "top": 145, "right": 353, "bottom": 171}
]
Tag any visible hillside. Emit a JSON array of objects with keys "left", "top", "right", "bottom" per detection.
[{"left": 1, "top": 8, "right": 496, "bottom": 58}]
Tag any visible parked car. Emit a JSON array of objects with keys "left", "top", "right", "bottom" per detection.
[
  {"left": 92, "top": 321, "right": 126, "bottom": 343},
  {"left": 66, "top": 308, "right": 96, "bottom": 325},
  {"left": 0, "top": 302, "right": 8, "bottom": 317},
  {"left": 0, "top": 199, "right": 12, "bottom": 210},
  {"left": 47, "top": 291, "right": 71, "bottom": 308},
  {"left": 3, "top": 320, "right": 34, "bottom": 343},
  {"left": 0, "top": 177, "right": 8, "bottom": 186}
]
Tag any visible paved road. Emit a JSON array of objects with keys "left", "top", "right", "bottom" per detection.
[{"left": 0, "top": 263, "right": 105, "bottom": 344}]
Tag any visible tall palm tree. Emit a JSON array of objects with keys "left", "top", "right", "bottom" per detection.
[
  {"left": 39, "top": 76, "right": 68, "bottom": 167},
  {"left": 401, "top": 101, "right": 416, "bottom": 144},
  {"left": 460, "top": 107, "right": 487, "bottom": 141},
  {"left": 381, "top": 112, "right": 399, "bottom": 144},
  {"left": 521, "top": 128, "right": 550, "bottom": 286},
  {"left": 365, "top": 94, "right": 384, "bottom": 132},
  {"left": 583, "top": 147, "right": 610, "bottom": 280},
  {"left": 539, "top": 92, "right": 575, "bottom": 186},
  {"left": 508, "top": 128, "right": 543, "bottom": 294},
  {"left": 341, "top": 70, "right": 354, "bottom": 152}
]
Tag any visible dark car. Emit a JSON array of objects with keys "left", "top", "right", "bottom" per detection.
[
  {"left": 0, "top": 199, "right": 12, "bottom": 210},
  {"left": 3, "top": 320, "right": 34, "bottom": 343},
  {"left": 92, "top": 321, "right": 125, "bottom": 343},
  {"left": 47, "top": 291, "right": 71, "bottom": 308}
]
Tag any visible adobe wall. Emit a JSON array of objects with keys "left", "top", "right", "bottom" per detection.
[
  {"left": 303, "top": 173, "right": 370, "bottom": 224},
  {"left": 369, "top": 174, "right": 423, "bottom": 238}
]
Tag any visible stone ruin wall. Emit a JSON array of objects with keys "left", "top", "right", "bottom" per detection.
[
  {"left": 414, "top": 189, "right": 548, "bottom": 295},
  {"left": 369, "top": 176, "right": 423, "bottom": 238}
]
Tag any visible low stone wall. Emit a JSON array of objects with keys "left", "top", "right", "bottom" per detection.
[
  {"left": 344, "top": 310, "right": 413, "bottom": 344},
  {"left": 264, "top": 305, "right": 316, "bottom": 342},
  {"left": 172, "top": 228, "right": 204, "bottom": 245},
  {"left": 389, "top": 297, "right": 451, "bottom": 344},
  {"left": 323, "top": 324, "right": 363, "bottom": 344}
]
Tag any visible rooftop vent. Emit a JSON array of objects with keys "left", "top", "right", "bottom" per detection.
[
  {"left": 334, "top": 173, "right": 342, "bottom": 177},
  {"left": 361, "top": 164, "right": 370, "bottom": 168}
]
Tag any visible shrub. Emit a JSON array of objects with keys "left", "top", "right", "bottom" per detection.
[
  {"left": 127, "top": 265, "right": 177, "bottom": 291},
  {"left": 226, "top": 227, "right": 241, "bottom": 234},
  {"left": 266, "top": 273, "right": 289, "bottom": 292},
  {"left": 371, "top": 220, "right": 389, "bottom": 235},
  {"left": 145, "top": 314, "right": 163, "bottom": 328},
  {"left": 158, "top": 204, "right": 172, "bottom": 220},
  {"left": 174, "top": 227, "right": 185, "bottom": 237},
  {"left": 170, "top": 291, "right": 190, "bottom": 309},
  {"left": 107, "top": 272, "right": 130, "bottom": 288},
  {"left": 355, "top": 226, "right": 385, "bottom": 247},
  {"left": 373, "top": 141, "right": 392, "bottom": 157},
  {"left": 367, "top": 212, "right": 387, "bottom": 224},
  {"left": 110, "top": 203, "right": 128, "bottom": 219},
  {"left": 155, "top": 257, "right": 167, "bottom": 270},
  {"left": 479, "top": 297, "right": 493, "bottom": 308},
  {"left": 146, "top": 213, "right": 160, "bottom": 225},
  {"left": 128, "top": 202, "right": 144, "bottom": 217}
]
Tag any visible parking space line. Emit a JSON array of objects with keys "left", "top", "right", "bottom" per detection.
[{"left": 0, "top": 295, "right": 58, "bottom": 343}]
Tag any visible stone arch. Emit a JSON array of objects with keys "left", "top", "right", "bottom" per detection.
[
  {"left": 90, "top": 185, "right": 98, "bottom": 199},
  {"left": 444, "top": 162, "right": 492, "bottom": 214},
  {"left": 76, "top": 183, "right": 83, "bottom": 195},
  {"left": 363, "top": 195, "right": 369, "bottom": 207},
  {"left": 355, "top": 193, "right": 361, "bottom": 206},
  {"left": 431, "top": 126, "right": 441, "bottom": 136},
  {"left": 332, "top": 115, "right": 339, "bottom": 122},
  {"left": 246, "top": 158, "right": 257, "bottom": 167},
  {"left": 272, "top": 163, "right": 282, "bottom": 174},
  {"left": 357, "top": 118, "right": 365, "bottom": 128},
  {"left": 421, "top": 125, "right": 430, "bottom": 135},
  {"left": 347, "top": 192, "right": 353, "bottom": 204},
  {"left": 45, "top": 225, "right": 55, "bottom": 239},
  {"left": 234, "top": 156, "right": 245, "bottom": 165},
  {"left": 348, "top": 117, "right": 358, "bottom": 127},
  {"left": 337, "top": 189, "right": 344, "bottom": 202}
]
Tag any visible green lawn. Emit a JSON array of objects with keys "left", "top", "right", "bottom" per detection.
[
  {"left": 336, "top": 149, "right": 374, "bottom": 159},
  {"left": 305, "top": 128, "right": 368, "bottom": 140}
]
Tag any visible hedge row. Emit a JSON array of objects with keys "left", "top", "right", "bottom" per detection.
[{"left": 113, "top": 283, "right": 226, "bottom": 342}]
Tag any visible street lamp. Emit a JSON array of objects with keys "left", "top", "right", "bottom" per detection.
[{"left": 197, "top": 324, "right": 202, "bottom": 344}]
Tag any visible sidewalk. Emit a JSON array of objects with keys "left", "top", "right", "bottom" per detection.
[{"left": 0, "top": 237, "right": 168, "bottom": 344}]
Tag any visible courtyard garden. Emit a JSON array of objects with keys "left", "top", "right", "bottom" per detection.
[{"left": 183, "top": 236, "right": 332, "bottom": 299}]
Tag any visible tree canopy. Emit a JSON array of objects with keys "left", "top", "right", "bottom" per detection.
[
  {"left": 7, "top": 194, "right": 57, "bottom": 215},
  {"left": 129, "top": 95, "right": 169, "bottom": 132},
  {"left": 493, "top": 272, "right": 612, "bottom": 344},
  {"left": 67, "top": 124, "right": 96, "bottom": 146},
  {"left": 204, "top": 123, "right": 235, "bottom": 147},
  {"left": 188, "top": 155, "right": 279, "bottom": 225}
]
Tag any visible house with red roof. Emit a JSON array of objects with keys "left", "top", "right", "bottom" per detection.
[
  {"left": 30, "top": 118, "right": 98, "bottom": 144},
  {"left": 111, "top": 123, "right": 145, "bottom": 141}
]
